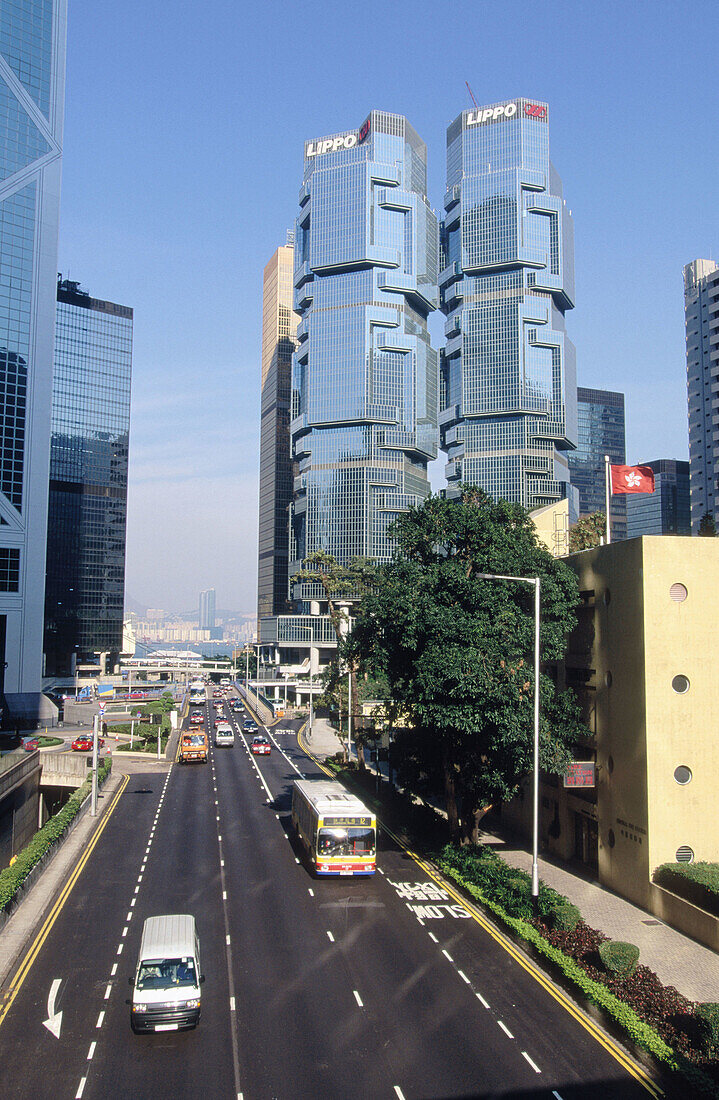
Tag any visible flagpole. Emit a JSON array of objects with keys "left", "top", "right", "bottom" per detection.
[{"left": 604, "top": 454, "right": 612, "bottom": 544}]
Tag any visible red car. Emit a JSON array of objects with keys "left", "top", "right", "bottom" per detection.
[
  {"left": 22, "top": 736, "right": 39, "bottom": 751},
  {"left": 250, "top": 735, "right": 271, "bottom": 755},
  {"left": 128, "top": 691, "right": 147, "bottom": 700},
  {"left": 71, "top": 733, "right": 104, "bottom": 752}
]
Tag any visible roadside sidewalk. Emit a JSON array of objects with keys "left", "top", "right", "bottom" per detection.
[
  {"left": 476, "top": 825, "right": 719, "bottom": 1004},
  {"left": 298, "top": 716, "right": 345, "bottom": 760},
  {"left": 0, "top": 767, "right": 127, "bottom": 991}
]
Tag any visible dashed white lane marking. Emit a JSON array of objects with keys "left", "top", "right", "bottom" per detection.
[
  {"left": 377, "top": 867, "right": 385, "bottom": 875},
  {"left": 116, "top": 943, "right": 123, "bottom": 955},
  {"left": 220, "top": 859, "right": 224, "bottom": 867},
  {"left": 442, "top": 949, "right": 453, "bottom": 962},
  {"left": 110, "top": 964, "right": 117, "bottom": 977},
  {"left": 96, "top": 1011, "right": 104, "bottom": 1028},
  {"left": 498, "top": 1020, "right": 513, "bottom": 1039},
  {"left": 394, "top": 1087, "right": 405, "bottom": 1100},
  {"left": 226, "top": 934, "right": 231, "bottom": 945},
  {"left": 308, "top": 888, "right": 314, "bottom": 897},
  {"left": 353, "top": 990, "right": 363, "bottom": 1007},
  {"left": 104, "top": 984, "right": 111, "bottom": 1000},
  {"left": 218, "top": 835, "right": 222, "bottom": 841},
  {"left": 327, "top": 931, "right": 335, "bottom": 942},
  {"left": 476, "top": 992, "right": 490, "bottom": 1009},
  {"left": 122, "top": 926, "right": 128, "bottom": 937},
  {"left": 87, "top": 1042, "right": 96, "bottom": 1060},
  {"left": 295, "top": 857, "right": 300, "bottom": 864},
  {"left": 428, "top": 932, "right": 438, "bottom": 943},
  {"left": 230, "top": 996, "right": 236, "bottom": 1011},
  {"left": 552, "top": 1092, "right": 565, "bottom": 1100},
  {"left": 130, "top": 898, "right": 136, "bottom": 908},
  {"left": 126, "top": 911, "right": 132, "bottom": 921},
  {"left": 223, "top": 891, "right": 227, "bottom": 900},
  {"left": 523, "top": 1052, "right": 541, "bottom": 1074},
  {"left": 458, "top": 970, "right": 470, "bottom": 984},
  {"left": 75, "top": 1077, "right": 86, "bottom": 1098}
]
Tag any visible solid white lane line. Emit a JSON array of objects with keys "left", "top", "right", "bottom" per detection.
[
  {"left": 522, "top": 1052, "right": 541, "bottom": 1074},
  {"left": 442, "top": 949, "right": 453, "bottom": 962},
  {"left": 76, "top": 1077, "right": 86, "bottom": 1098},
  {"left": 96, "top": 1011, "right": 105, "bottom": 1028},
  {"left": 498, "top": 1021, "right": 513, "bottom": 1039},
  {"left": 353, "top": 990, "right": 363, "bottom": 1007},
  {"left": 476, "top": 992, "right": 490, "bottom": 1009},
  {"left": 104, "top": 984, "right": 111, "bottom": 1000},
  {"left": 87, "top": 1042, "right": 96, "bottom": 1060},
  {"left": 458, "top": 970, "right": 471, "bottom": 984},
  {"left": 327, "top": 931, "right": 334, "bottom": 942}
]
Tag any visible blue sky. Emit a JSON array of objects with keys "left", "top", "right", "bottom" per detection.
[{"left": 58, "top": 0, "right": 719, "bottom": 613}]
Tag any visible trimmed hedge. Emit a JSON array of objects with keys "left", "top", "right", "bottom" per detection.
[
  {"left": 0, "top": 758, "right": 112, "bottom": 912},
  {"left": 599, "top": 940, "right": 641, "bottom": 977},
  {"left": 697, "top": 1005, "right": 719, "bottom": 1056},
  {"left": 654, "top": 863, "right": 719, "bottom": 918}
]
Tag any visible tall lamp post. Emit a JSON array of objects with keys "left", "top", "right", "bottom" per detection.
[{"left": 477, "top": 572, "right": 541, "bottom": 900}]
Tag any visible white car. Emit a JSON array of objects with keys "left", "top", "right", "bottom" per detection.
[{"left": 214, "top": 722, "right": 234, "bottom": 747}]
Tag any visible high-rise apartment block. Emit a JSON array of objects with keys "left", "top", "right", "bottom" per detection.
[
  {"left": 625, "top": 459, "right": 690, "bottom": 538},
  {"left": 257, "top": 239, "right": 297, "bottom": 622},
  {"left": 0, "top": 2, "right": 66, "bottom": 716},
  {"left": 43, "top": 279, "right": 132, "bottom": 678},
  {"left": 439, "top": 98, "right": 578, "bottom": 514},
  {"left": 569, "top": 387, "right": 626, "bottom": 541},
  {"left": 291, "top": 112, "right": 438, "bottom": 574},
  {"left": 199, "top": 587, "right": 216, "bottom": 631},
  {"left": 684, "top": 259, "right": 719, "bottom": 533}
]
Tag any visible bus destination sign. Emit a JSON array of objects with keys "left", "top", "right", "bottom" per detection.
[{"left": 324, "top": 816, "right": 372, "bottom": 827}]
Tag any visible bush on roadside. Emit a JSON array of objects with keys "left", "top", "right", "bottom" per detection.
[
  {"left": 696, "top": 1005, "right": 719, "bottom": 1056},
  {"left": 599, "top": 940, "right": 641, "bottom": 977}
]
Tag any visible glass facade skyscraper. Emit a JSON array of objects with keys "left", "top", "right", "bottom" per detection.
[
  {"left": 257, "top": 240, "right": 297, "bottom": 622},
  {"left": 290, "top": 111, "right": 438, "bottom": 591},
  {"left": 684, "top": 259, "right": 719, "bottom": 533},
  {"left": 43, "top": 278, "right": 132, "bottom": 678},
  {"left": 199, "top": 587, "right": 216, "bottom": 631},
  {"left": 625, "top": 459, "right": 690, "bottom": 537},
  {"left": 0, "top": 1, "right": 66, "bottom": 711},
  {"left": 439, "top": 98, "right": 577, "bottom": 514},
  {"left": 569, "top": 386, "right": 626, "bottom": 541}
]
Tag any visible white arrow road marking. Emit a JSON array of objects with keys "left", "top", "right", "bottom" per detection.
[{"left": 43, "top": 978, "right": 63, "bottom": 1038}]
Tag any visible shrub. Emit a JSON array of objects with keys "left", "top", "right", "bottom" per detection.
[
  {"left": 695, "top": 1004, "right": 719, "bottom": 1055},
  {"left": 551, "top": 901, "right": 581, "bottom": 932},
  {"left": 598, "top": 940, "right": 640, "bottom": 977},
  {"left": 654, "top": 863, "right": 719, "bottom": 918}
]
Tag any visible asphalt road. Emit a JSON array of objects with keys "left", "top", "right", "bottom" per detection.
[{"left": 0, "top": 690, "right": 659, "bottom": 1099}]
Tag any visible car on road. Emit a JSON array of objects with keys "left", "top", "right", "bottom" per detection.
[
  {"left": 230, "top": 701, "right": 242, "bottom": 712},
  {"left": 250, "top": 735, "right": 271, "bottom": 755},
  {"left": 129, "top": 691, "right": 148, "bottom": 700},
  {"left": 213, "top": 715, "right": 228, "bottom": 728},
  {"left": 130, "top": 914, "right": 203, "bottom": 1033},
  {"left": 21, "top": 736, "right": 39, "bottom": 751},
  {"left": 243, "top": 720, "right": 258, "bottom": 733},
  {"left": 214, "top": 723, "right": 234, "bottom": 747},
  {"left": 189, "top": 711, "right": 204, "bottom": 726},
  {"left": 213, "top": 700, "right": 224, "bottom": 710},
  {"left": 71, "top": 733, "right": 104, "bottom": 752}
]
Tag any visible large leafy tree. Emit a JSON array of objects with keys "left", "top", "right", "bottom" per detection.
[
  {"left": 569, "top": 511, "right": 605, "bottom": 552},
  {"left": 347, "top": 487, "right": 588, "bottom": 843}
]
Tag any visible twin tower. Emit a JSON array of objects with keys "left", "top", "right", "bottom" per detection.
[{"left": 259, "top": 101, "right": 577, "bottom": 632}]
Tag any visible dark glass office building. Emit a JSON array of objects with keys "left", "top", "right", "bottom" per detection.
[
  {"left": 290, "top": 111, "right": 438, "bottom": 582},
  {"left": 439, "top": 98, "right": 577, "bottom": 513},
  {"left": 625, "top": 460, "right": 690, "bottom": 538},
  {"left": 684, "top": 259, "right": 719, "bottom": 533},
  {"left": 569, "top": 386, "right": 627, "bottom": 540},
  {"left": 43, "top": 279, "right": 133, "bottom": 678}
]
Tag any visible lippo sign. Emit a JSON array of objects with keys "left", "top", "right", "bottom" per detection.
[
  {"left": 305, "top": 118, "right": 370, "bottom": 158},
  {"left": 466, "top": 100, "right": 547, "bottom": 126}
]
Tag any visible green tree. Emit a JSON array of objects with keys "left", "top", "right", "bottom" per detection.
[
  {"left": 568, "top": 511, "right": 606, "bottom": 552},
  {"left": 347, "top": 487, "right": 588, "bottom": 844},
  {"left": 698, "top": 511, "right": 717, "bottom": 537}
]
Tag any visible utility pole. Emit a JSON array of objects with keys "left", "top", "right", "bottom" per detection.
[{"left": 347, "top": 668, "right": 353, "bottom": 763}]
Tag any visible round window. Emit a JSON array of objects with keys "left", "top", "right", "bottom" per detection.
[
  {"left": 669, "top": 583, "right": 687, "bottom": 603},
  {"left": 608, "top": 828, "right": 615, "bottom": 849},
  {"left": 672, "top": 675, "right": 690, "bottom": 694},
  {"left": 675, "top": 846, "right": 694, "bottom": 863},
  {"left": 674, "top": 766, "right": 692, "bottom": 785}
]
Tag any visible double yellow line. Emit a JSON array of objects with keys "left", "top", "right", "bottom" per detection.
[{"left": 0, "top": 773, "right": 129, "bottom": 1029}]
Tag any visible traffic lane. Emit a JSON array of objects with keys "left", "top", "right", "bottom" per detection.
[
  {"left": 0, "top": 771, "right": 163, "bottom": 1099},
  {"left": 87, "top": 755, "right": 236, "bottom": 1099},
  {"left": 212, "top": 732, "right": 405, "bottom": 1098}
]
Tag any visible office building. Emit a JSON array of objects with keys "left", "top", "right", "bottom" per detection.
[
  {"left": 569, "top": 387, "right": 626, "bottom": 541},
  {"left": 439, "top": 98, "right": 578, "bottom": 515},
  {"left": 625, "top": 459, "right": 690, "bottom": 538},
  {"left": 684, "top": 259, "right": 719, "bottom": 533},
  {"left": 43, "top": 279, "right": 133, "bottom": 679},
  {"left": 260, "top": 112, "right": 439, "bottom": 674},
  {"left": 257, "top": 238, "right": 298, "bottom": 622},
  {"left": 199, "top": 587, "right": 216, "bottom": 631},
  {"left": 0, "top": 2, "right": 67, "bottom": 719}
]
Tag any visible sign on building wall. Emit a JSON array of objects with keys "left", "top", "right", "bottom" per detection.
[{"left": 564, "top": 761, "right": 596, "bottom": 788}]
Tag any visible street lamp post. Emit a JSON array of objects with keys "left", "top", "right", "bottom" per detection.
[{"left": 477, "top": 572, "right": 541, "bottom": 900}]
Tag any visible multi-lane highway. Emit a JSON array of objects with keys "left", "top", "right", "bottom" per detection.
[{"left": 0, "top": 688, "right": 661, "bottom": 1099}]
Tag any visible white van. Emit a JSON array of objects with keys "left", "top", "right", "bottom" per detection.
[
  {"left": 130, "top": 914, "right": 203, "bottom": 1032},
  {"left": 214, "top": 722, "right": 234, "bottom": 747}
]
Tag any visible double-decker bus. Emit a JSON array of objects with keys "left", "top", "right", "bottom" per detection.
[
  {"left": 188, "top": 679, "right": 206, "bottom": 707},
  {"left": 291, "top": 780, "right": 376, "bottom": 876}
]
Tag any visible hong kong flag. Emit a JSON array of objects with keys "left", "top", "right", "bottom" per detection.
[{"left": 610, "top": 464, "right": 655, "bottom": 494}]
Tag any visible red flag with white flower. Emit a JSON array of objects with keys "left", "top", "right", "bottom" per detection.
[{"left": 610, "top": 464, "right": 655, "bottom": 494}]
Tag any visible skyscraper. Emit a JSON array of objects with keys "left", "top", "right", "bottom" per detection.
[
  {"left": 44, "top": 278, "right": 133, "bottom": 678},
  {"left": 257, "top": 237, "right": 297, "bottom": 622},
  {"left": 199, "top": 588, "right": 216, "bottom": 632},
  {"left": 0, "top": 2, "right": 66, "bottom": 716},
  {"left": 439, "top": 98, "right": 578, "bottom": 514},
  {"left": 625, "top": 460, "right": 690, "bottom": 538},
  {"left": 683, "top": 259, "right": 719, "bottom": 533},
  {"left": 290, "top": 112, "right": 438, "bottom": 585},
  {"left": 569, "top": 387, "right": 627, "bottom": 541}
]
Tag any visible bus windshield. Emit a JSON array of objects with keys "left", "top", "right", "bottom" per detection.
[{"left": 318, "top": 826, "right": 375, "bottom": 857}]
